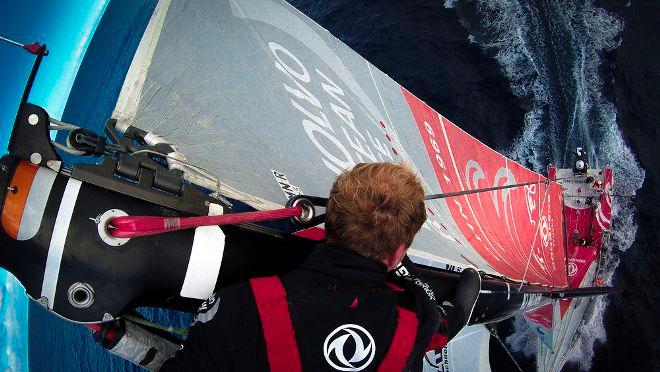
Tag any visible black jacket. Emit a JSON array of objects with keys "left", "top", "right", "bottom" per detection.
[{"left": 160, "top": 244, "right": 440, "bottom": 371}]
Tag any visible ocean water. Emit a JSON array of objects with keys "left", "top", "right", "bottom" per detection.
[
  {"left": 0, "top": 273, "right": 28, "bottom": 372},
  {"left": 443, "top": 0, "right": 645, "bottom": 370},
  {"left": 285, "top": 3, "right": 653, "bottom": 371},
  {"left": 54, "top": 0, "right": 158, "bottom": 161},
  {"left": 27, "top": 0, "right": 658, "bottom": 371},
  {"left": 29, "top": 301, "right": 192, "bottom": 371}
]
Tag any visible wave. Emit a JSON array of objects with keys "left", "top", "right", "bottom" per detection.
[{"left": 446, "top": 0, "right": 644, "bottom": 369}]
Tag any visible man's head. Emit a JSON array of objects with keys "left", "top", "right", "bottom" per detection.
[{"left": 325, "top": 162, "right": 426, "bottom": 270}]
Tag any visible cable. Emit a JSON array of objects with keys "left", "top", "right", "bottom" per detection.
[
  {"left": 108, "top": 206, "right": 304, "bottom": 238},
  {"left": 424, "top": 177, "right": 574, "bottom": 201},
  {"left": 488, "top": 327, "right": 524, "bottom": 372},
  {"left": 0, "top": 35, "right": 24, "bottom": 47},
  {"left": 49, "top": 124, "right": 78, "bottom": 131},
  {"left": 49, "top": 117, "right": 79, "bottom": 130},
  {"left": 50, "top": 141, "right": 86, "bottom": 155},
  {"left": 425, "top": 180, "right": 548, "bottom": 201}
]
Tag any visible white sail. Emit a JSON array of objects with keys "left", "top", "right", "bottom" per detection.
[
  {"left": 113, "top": 0, "right": 568, "bottom": 287},
  {"left": 424, "top": 325, "right": 492, "bottom": 372}
]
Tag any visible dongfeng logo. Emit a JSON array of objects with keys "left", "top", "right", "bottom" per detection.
[{"left": 323, "top": 324, "right": 376, "bottom": 371}]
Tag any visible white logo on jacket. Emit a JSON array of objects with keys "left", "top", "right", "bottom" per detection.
[
  {"left": 323, "top": 324, "right": 375, "bottom": 371},
  {"left": 194, "top": 293, "right": 220, "bottom": 324}
]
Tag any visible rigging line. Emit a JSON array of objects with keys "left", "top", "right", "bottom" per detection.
[
  {"left": 518, "top": 180, "right": 552, "bottom": 290},
  {"left": 49, "top": 117, "right": 79, "bottom": 129},
  {"left": 0, "top": 35, "right": 23, "bottom": 47},
  {"left": 425, "top": 178, "right": 554, "bottom": 201},
  {"left": 50, "top": 141, "right": 86, "bottom": 156},
  {"left": 49, "top": 125, "right": 78, "bottom": 131},
  {"left": 488, "top": 327, "right": 524, "bottom": 372}
]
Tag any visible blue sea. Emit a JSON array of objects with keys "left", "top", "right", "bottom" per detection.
[{"left": 11, "top": 0, "right": 660, "bottom": 371}]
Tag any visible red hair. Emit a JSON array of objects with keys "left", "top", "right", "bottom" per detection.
[{"left": 325, "top": 163, "right": 426, "bottom": 261}]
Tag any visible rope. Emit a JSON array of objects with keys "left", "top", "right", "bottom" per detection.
[
  {"left": 0, "top": 35, "right": 45, "bottom": 55},
  {"left": 49, "top": 117, "right": 79, "bottom": 130},
  {"left": 108, "top": 206, "right": 303, "bottom": 239},
  {"left": 488, "top": 327, "right": 524, "bottom": 372},
  {"left": 424, "top": 178, "right": 564, "bottom": 201},
  {"left": 0, "top": 35, "right": 23, "bottom": 47},
  {"left": 107, "top": 175, "right": 564, "bottom": 239}
]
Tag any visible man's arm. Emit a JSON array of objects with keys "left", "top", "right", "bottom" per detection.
[
  {"left": 388, "top": 255, "right": 457, "bottom": 350},
  {"left": 90, "top": 292, "right": 233, "bottom": 371},
  {"left": 89, "top": 318, "right": 182, "bottom": 371},
  {"left": 159, "top": 289, "right": 242, "bottom": 371},
  {"left": 89, "top": 283, "right": 259, "bottom": 371},
  {"left": 391, "top": 256, "right": 482, "bottom": 344}
]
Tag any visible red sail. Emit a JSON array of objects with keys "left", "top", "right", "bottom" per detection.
[{"left": 402, "top": 88, "right": 566, "bottom": 287}]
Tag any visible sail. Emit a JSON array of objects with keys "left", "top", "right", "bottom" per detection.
[
  {"left": 113, "top": 0, "right": 567, "bottom": 287},
  {"left": 423, "top": 325, "right": 492, "bottom": 372},
  {"left": 531, "top": 167, "right": 612, "bottom": 371}
]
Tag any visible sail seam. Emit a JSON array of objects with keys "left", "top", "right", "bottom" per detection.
[{"left": 519, "top": 180, "right": 552, "bottom": 289}]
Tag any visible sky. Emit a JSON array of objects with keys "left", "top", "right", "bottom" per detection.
[{"left": 0, "top": 1, "right": 109, "bottom": 370}]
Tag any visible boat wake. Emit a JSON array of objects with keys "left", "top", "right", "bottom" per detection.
[{"left": 446, "top": 0, "right": 645, "bottom": 369}]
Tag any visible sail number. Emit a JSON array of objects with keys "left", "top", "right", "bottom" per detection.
[{"left": 423, "top": 120, "right": 450, "bottom": 184}]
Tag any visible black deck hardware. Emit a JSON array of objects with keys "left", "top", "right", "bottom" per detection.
[
  {"left": 72, "top": 157, "right": 214, "bottom": 217},
  {"left": 8, "top": 103, "right": 61, "bottom": 166}
]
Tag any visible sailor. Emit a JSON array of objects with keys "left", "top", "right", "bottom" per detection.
[{"left": 159, "top": 163, "right": 481, "bottom": 371}]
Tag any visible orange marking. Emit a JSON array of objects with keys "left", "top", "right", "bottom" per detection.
[{"left": 2, "top": 161, "right": 39, "bottom": 239}]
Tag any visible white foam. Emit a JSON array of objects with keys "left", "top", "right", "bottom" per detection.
[{"left": 507, "top": 315, "right": 538, "bottom": 358}]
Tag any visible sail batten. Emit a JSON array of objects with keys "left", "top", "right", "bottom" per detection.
[{"left": 113, "top": 0, "right": 567, "bottom": 287}]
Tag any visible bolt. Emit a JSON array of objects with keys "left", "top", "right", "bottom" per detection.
[
  {"left": 28, "top": 114, "right": 39, "bottom": 125},
  {"left": 30, "top": 152, "right": 42, "bottom": 165}
]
